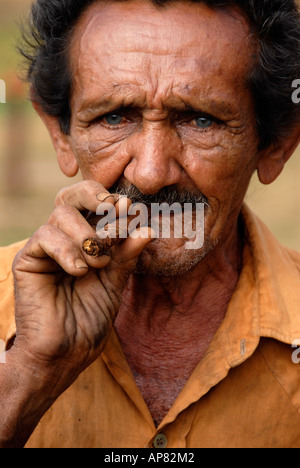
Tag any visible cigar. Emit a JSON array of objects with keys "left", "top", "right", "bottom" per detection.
[
  {"left": 83, "top": 208, "right": 148, "bottom": 258},
  {"left": 83, "top": 220, "right": 128, "bottom": 257},
  {"left": 82, "top": 237, "right": 113, "bottom": 258}
]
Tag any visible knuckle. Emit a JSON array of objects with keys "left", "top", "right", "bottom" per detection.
[
  {"left": 80, "top": 180, "right": 106, "bottom": 199},
  {"left": 12, "top": 249, "right": 23, "bottom": 272},
  {"left": 55, "top": 187, "right": 69, "bottom": 207},
  {"left": 48, "top": 204, "right": 72, "bottom": 224},
  {"left": 84, "top": 179, "right": 105, "bottom": 191},
  {"left": 35, "top": 223, "right": 52, "bottom": 239}
]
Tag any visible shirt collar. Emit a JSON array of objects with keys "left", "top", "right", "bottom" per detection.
[
  {"left": 242, "top": 204, "right": 300, "bottom": 345},
  {"left": 101, "top": 204, "right": 300, "bottom": 431},
  {"left": 211, "top": 203, "right": 300, "bottom": 372}
]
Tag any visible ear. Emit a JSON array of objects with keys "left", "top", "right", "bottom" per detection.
[
  {"left": 257, "top": 125, "right": 300, "bottom": 185},
  {"left": 32, "top": 101, "right": 79, "bottom": 178}
]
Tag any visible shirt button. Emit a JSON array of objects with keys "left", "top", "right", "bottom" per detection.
[{"left": 153, "top": 433, "right": 168, "bottom": 448}]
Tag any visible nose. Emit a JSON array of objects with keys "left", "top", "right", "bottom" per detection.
[{"left": 123, "top": 122, "right": 184, "bottom": 194}]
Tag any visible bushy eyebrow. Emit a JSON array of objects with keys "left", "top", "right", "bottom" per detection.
[{"left": 76, "top": 85, "right": 241, "bottom": 122}]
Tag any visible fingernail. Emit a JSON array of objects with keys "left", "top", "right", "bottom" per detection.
[{"left": 75, "top": 259, "right": 88, "bottom": 270}]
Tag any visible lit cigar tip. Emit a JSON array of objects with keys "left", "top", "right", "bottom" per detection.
[{"left": 83, "top": 238, "right": 102, "bottom": 257}]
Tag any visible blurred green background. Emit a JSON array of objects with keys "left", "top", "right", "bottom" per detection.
[{"left": 0, "top": 0, "right": 299, "bottom": 250}]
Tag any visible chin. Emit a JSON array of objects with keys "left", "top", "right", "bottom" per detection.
[{"left": 134, "top": 237, "right": 218, "bottom": 277}]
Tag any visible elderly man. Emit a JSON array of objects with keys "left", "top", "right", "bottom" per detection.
[{"left": 0, "top": 0, "right": 300, "bottom": 448}]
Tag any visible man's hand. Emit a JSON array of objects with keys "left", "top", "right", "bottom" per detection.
[
  {"left": 0, "top": 180, "right": 152, "bottom": 447},
  {"left": 13, "top": 180, "right": 152, "bottom": 381}
]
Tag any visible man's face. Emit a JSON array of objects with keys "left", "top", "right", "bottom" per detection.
[{"left": 67, "top": 0, "right": 259, "bottom": 275}]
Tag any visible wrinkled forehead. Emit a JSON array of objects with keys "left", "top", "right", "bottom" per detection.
[{"left": 69, "top": 0, "right": 256, "bottom": 108}]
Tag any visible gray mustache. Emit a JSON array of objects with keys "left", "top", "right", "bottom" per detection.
[{"left": 110, "top": 183, "right": 209, "bottom": 209}]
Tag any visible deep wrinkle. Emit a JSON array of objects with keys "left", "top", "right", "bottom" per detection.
[{"left": 64, "top": 0, "right": 260, "bottom": 425}]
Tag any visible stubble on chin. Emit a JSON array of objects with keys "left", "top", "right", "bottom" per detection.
[{"left": 134, "top": 236, "right": 219, "bottom": 277}]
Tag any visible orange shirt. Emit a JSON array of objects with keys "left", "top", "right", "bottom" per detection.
[{"left": 0, "top": 205, "right": 300, "bottom": 448}]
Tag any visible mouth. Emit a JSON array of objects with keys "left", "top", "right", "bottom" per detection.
[{"left": 83, "top": 183, "right": 208, "bottom": 256}]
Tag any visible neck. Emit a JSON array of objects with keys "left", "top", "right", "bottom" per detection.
[
  {"left": 116, "top": 216, "right": 243, "bottom": 331},
  {"left": 114, "top": 216, "right": 244, "bottom": 426}
]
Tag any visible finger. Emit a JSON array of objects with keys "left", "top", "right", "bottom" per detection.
[
  {"left": 55, "top": 180, "right": 115, "bottom": 213},
  {"left": 54, "top": 181, "right": 134, "bottom": 237},
  {"left": 111, "top": 227, "right": 155, "bottom": 263},
  {"left": 14, "top": 225, "right": 87, "bottom": 277},
  {"left": 48, "top": 205, "right": 113, "bottom": 268},
  {"left": 15, "top": 225, "right": 110, "bottom": 277},
  {"left": 89, "top": 210, "right": 148, "bottom": 257}
]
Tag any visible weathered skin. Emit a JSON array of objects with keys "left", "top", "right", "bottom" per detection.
[
  {"left": 65, "top": 0, "right": 259, "bottom": 424},
  {"left": 1, "top": 0, "right": 298, "bottom": 445}
]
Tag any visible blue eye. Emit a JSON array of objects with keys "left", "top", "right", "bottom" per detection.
[
  {"left": 104, "top": 114, "right": 124, "bottom": 125},
  {"left": 195, "top": 117, "right": 213, "bottom": 128}
]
